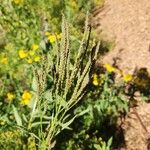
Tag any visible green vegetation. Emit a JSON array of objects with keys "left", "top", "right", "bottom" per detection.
[{"left": 0, "top": 0, "right": 150, "bottom": 149}]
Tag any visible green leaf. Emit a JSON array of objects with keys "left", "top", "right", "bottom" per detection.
[
  {"left": 60, "top": 116, "right": 76, "bottom": 131},
  {"left": 76, "top": 108, "right": 89, "bottom": 117},
  {"left": 40, "top": 39, "right": 47, "bottom": 51},
  {"left": 102, "top": 142, "right": 106, "bottom": 150},
  {"left": 32, "top": 76, "right": 38, "bottom": 92},
  {"left": 12, "top": 105, "right": 22, "bottom": 126},
  {"left": 58, "top": 96, "right": 67, "bottom": 108},
  {"left": 31, "top": 121, "right": 49, "bottom": 128},
  {"left": 43, "top": 90, "right": 53, "bottom": 102},
  {"left": 107, "top": 137, "right": 113, "bottom": 148},
  {"left": 22, "top": 114, "right": 28, "bottom": 122},
  {"left": 94, "top": 144, "right": 102, "bottom": 150}
]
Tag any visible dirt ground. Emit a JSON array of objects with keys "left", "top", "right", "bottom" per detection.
[
  {"left": 92, "top": 0, "right": 150, "bottom": 149},
  {"left": 93, "top": 0, "right": 150, "bottom": 74},
  {"left": 121, "top": 102, "right": 150, "bottom": 150}
]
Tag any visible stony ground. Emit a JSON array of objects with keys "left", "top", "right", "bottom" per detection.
[{"left": 92, "top": 0, "right": 150, "bottom": 149}]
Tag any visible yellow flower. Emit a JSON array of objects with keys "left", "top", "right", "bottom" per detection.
[
  {"left": 21, "top": 99, "right": 30, "bottom": 105},
  {"left": 29, "top": 50, "right": 35, "bottom": 56},
  {"left": 19, "top": 49, "right": 28, "bottom": 59},
  {"left": 93, "top": 74, "right": 99, "bottom": 86},
  {"left": 32, "top": 44, "right": 39, "bottom": 51},
  {"left": 22, "top": 91, "right": 32, "bottom": 100},
  {"left": 34, "top": 56, "right": 40, "bottom": 62},
  {"left": 1, "top": 57, "right": 8, "bottom": 64},
  {"left": 99, "top": 73, "right": 105, "bottom": 84},
  {"left": 48, "top": 35, "right": 56, "bottom": 43},
  {"left": 7, "top": 92, "right": 15, "bottom": 101},
  {"left": 123, "top": 74, "right": 133, "bottom": 82},
  {"left": 47, "top": 33, "right": 61, "bottom": 43},
  {"left": 27, "top": 58, "right": 33, "bottom": 64},
  {"left": 103, "top": 63, "right": 115, "bottom": 73},
  {"left": 20, "top": 91, "right": 32, "bottom": 105},
  {"left": 13, "top": 0, "right": 23, "bottom": 4}
]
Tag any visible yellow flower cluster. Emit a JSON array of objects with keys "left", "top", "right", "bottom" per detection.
[
  {"left": 103, "top": 63, "right": 115, "bottom": 73},
  {"left": 20, "top": 90, "right": 32, "bottom": 105},
  {"left": 18, "top": 44, "right": 40, "bottom": 64},
  {"left": 7, "top": 92, "right": 15, "bottom": 102},
  {"left": 93, "top": 74, "right": 99, "bottom": 86},
  {"left": 13, "top": 0, "right": 24, "bottom": 5},
  {"left": 103, "top": 63, "right": 133, "bottom": 83},
  {"left": 92, "top": 73, "right": 105, "bottom": 86},
  {"left": 45, "top": 32, "right": 62, "bottom": 43},
  {"left": 122, "top": 74, "right": 133, "bottom": 82},
  {"left": 19, "top": 49, "right": 28, "bottom": 59}
]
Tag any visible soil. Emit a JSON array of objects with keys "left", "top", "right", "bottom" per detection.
[
  {"left": 92, "top": 0, "right": 150, "bottom": 149},
  {"left": 121, "top": 102, "right": 150, "bottom": 150},
  {"left": 92, "top": 0, "right": 150, "bottom": 74}
]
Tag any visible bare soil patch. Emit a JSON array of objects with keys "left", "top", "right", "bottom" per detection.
[
  {"left": 93, "top": 0, "right": 150, "bottom": 74},
  {"left": 92, "top": 1, "right": 150, "bottom": 149}
]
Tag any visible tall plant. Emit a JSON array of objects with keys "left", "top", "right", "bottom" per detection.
[{"left": 24, "top": 15, "right": 100, "bottom": 149}]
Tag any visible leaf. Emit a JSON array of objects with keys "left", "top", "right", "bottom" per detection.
[
  {"left": 22, "top": 114, "right": 28, "bottom": 122},
  {"left": 102, "top": 142, "right": 106, "bottom": 150},
  {"left": 75, "top": 108, "right": 89, "bottom": 117},
  {"left": 12, "top": 105, "right": 22, "bottom": 126},
  {"left": 31, "top": 121, "right": 49, "bottom": 128},
  {"left": 59, "top": 108, "right": 89, "bottom": 135},
  {"left": 60, "top": 116, "right": 76, "bottom": 131},
  {"left": 28, "top": 93, "right": 37, "bottom": 110},
  {"left": 57, "top": 95, "right": 67, "bottom": 108},
  {"left": 107, "top": 137, "right": 113, "bottom": 149},
  {"left": 94, "top": 144, "right": 102, "bottom": 150},
  {"left": 43, "top": 90, "right": 53, "bottom": 102},
  {"left": 32, "top": 76, "right": 38, "bottom": 92},
  {"left": 40, "top": 39, "right": 47, "bottom": 51},
  {"left": 62, "top": 114, "right": 70, "bottom": 122}
]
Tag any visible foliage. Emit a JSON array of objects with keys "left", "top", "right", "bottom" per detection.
[
  {"left": 1, "top": 0, "right": 150, "bottom": 150},
  {"left": 0, "top": 9, "right": 102, "bottom": 149},
  {"left": 55, "top": 72, "right": 128, "bottom": 149}
]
